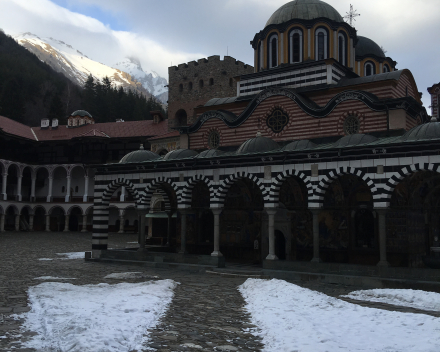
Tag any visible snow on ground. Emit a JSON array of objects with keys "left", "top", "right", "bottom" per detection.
[
  {"left": 56, "top": 252, "right": 85, "bottom": 260},
  {"left": 34, "top": 276, "right": 76, "bottom": 280},
  {"left": 342, "top": 289, "right": 440, "bottom": 312},
  {"left": 20, "top": 280, "right": 176, "bottom": 352},
  {"left": 239, "top": 279, "right": 440, "bottom": 352},
  {"left": 104, "top": 272, "right": 159, "bottom": 280}
]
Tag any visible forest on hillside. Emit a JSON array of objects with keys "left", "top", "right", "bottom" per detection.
[{"left": 0, "top": 30, "right": 166, "bottom": 127}]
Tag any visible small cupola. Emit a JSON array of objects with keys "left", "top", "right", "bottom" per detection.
[
  {"left": 151, "top": 111, "right": 165, "bottom": 124},
  {"left": 68, "top": 110, "right": 94, "bottom": 128}
]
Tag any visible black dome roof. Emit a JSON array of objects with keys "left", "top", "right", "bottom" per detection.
[
  {"left": 283, "top": 140, "right": 317, "bottom": 151},
  {"left": 266, "top": 0, "right": 344, "bottom": 27},
  {"left": 119, "top": 146, "right": 161, "bottom": 163},
  {"left": 399, "top": 119, "right": 440, "bottom": 142},
  {"left": 163, "top": 149, "right": 199, "bottom": 160},
  {"left": 356, "top": 36, "right": 385, "bottom": 58},
  {"left": 196, "top": 149, "right": 225, "bottom": 158},
  {"left": 334, "top": 134, "right": 377, "bottom": 148},
  {"left": 236, "top": 134, "right": 280, "bottom": 155},
  {"left": 71, "top": 110, "right": 92, "bottom": 118}
]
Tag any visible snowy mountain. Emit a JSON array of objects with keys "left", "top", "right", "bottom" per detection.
[
  {"left": 114, "top": 57, "right": 168, "bottom": 102},
  {"left": 14, "top": 33, "right": 168, "bottom": 103}
]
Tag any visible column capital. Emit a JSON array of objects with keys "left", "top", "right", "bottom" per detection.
[
  {"left": 264, "top": 208, "right": 278, "bottom": 216},
  {"left": 374, "top": 207, "right": 389, "bottom": 214},
  {"left": 210, "top": 208, "right": 223, "bottom": 215},
  {"left": 309, "top": 208, "right": 322, "bottom": 215}
]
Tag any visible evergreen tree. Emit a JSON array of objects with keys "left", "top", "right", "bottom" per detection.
[
  {"left": 48, "top": 93, "right": 65, "bottom": 123},
  {"left": 0, "top": 79, "right": 25, "bottom": 122}
]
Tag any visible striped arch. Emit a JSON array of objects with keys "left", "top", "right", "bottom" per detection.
[
  {"left": 99, "top": 178, "right": 140, "bottom": 207},
  {"left": 383, "top": 163, "right": 440, "bottom": 204},
  {"left": 269, "top": 169, "right": 313, "bottom": 206},
  {"left": 140, "top": 176, "right": 179, "bottom": 209},
  {"left": 48, "top": 205, "right": 66, "bottom": 215},
  {"left": 314, "top": 166, "right": 379, "bottom": 206},
  {"left": 33, "top": 205, "right": 47, "bottom": 215},
  {"left": 179, "top": 175, "right": 214, "bottom": 209},
  {"left": 20, "top": 205, "right": 34, "bottom": 215},
  {"left": 5, "top": 204, "right": 20, "bottom": 215},
  {"left": 214, "top": 171, "right": 269, "bottom": 208}
]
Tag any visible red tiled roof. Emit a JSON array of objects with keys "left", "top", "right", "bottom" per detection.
[
  {"left": 0, "top": 115, "right": 36, "bottom": 140},
  {"left": 148, "top": 130, "right": 180, "bottom": 141},
  {"left": 31, "top": 120, "right": 169, "bottom": 141},
  {"left": 74, "top": 129, "right": 110, "bottom": 139}
]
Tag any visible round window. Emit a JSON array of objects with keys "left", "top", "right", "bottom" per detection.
[
  {"left": 208, "top": 131, "right": 220, "bottom": 149},
  {"left": 343, "top": 115, "right": 360, "bottom": 135},
  {"left": 267, "top": 108, "right": 289, "bottom": 133}
]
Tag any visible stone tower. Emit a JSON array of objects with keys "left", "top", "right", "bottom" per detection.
[{"left": 168, "top": 55, "right": 254, "bottom": 129}]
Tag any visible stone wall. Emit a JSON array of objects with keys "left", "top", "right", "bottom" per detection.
[{"left": 168, "top": 55, "right": 254, "bottom": 129}]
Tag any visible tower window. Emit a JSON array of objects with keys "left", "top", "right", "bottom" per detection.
[
  {"left": 383, "top": 64, "right": 390, "bottom": 73},
  {"left": 289, "top": 29, "right": 303, "bottom": 63},
  {"left": 315, "top": 28, "right": 328, "bottom": 61},
  {"left": 364, "top": 62, "right": 375, "bottom": 76},
  {"left": 189, "top": 82, "right": 193, "bottom": 90},
  {"left": 209, "top": 78, "right": 214, "bottom": 86},
  {"left": 338, "top": 32, "right": 347, "bottom": 66},
  {"left": 199, "top": 80, "right": 204, "bottom": 88},
  {"left": 268, "top": 34, "right": 278, "bottom": 69},
  {"left": 178, "top": 84, "right": 183, "bottom": 93},
  {"left": 229, "top": 78, "right": 233, "bottom": 87}
]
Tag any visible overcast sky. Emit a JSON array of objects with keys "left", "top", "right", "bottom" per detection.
[{"left": 0, "top": 0, "right": 438, "bottom": 108}]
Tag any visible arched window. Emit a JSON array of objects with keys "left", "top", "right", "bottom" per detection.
[
  {"left": 229, "top": 77, "right": 233, "bottom": 87},
  {"left": 315, "top": 28, "right": 328, "bottom": 60},
  {"left": 75, "top": 186, "right": 78, "bottom": 193},
  {"left": 62, "top": 186, "right": 65, "bottom": 193},
  {"left": 383, "top": 64, "right": 390, "bottom": 73},
  {"left": 289, "top": 28, "right": 303, "bottom": 63},
  {"left": 364, "top": 61, "right": 375, "bottom": 76},
  {"left": 199, "top": 79, "right": 204, "bottom": 88},
  {"left": 188, "top": 82, "right": 193, "bottom": 90},
  {"left": 268, "top": 34, "right": 278, "bottom": 69},
  {"left": 209, "top": 78, "right": 214, "bottom": 86},
  {"left": 175, "top": 109, "right": 188, "bottom": 126},
  {"left": 338, "top": 32, "right": 347, "bottom": 66},
  {"left": 178, "top": 84, "right": 183, "bottom": 93}
]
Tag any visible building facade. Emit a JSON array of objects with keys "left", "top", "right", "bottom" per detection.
[{"left": 90, "top": 0, "right": 439, "bottom": 272}]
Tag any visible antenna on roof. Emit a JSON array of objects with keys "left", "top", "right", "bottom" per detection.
[{"left": 344, "top": 4, "right": 360, "bottom": 26}]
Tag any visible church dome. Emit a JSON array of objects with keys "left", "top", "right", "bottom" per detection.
[
  {"left": 163, "top": 149, "right": 199, "bottom": 160},
  {"left": 334, "top": 134, "right": 377, "bottom": 148},
  {"left": 119, "top": 145, "right": 161, "bottom": 163},
  {"left": 356, "top": 36, "right": 385, "bottom": 58},
  {"left": 71, "top": 110, "right": 92, "bottom": 118},
  {"left": 265, "top": 0, "right": 344, "bottom": 27},
  {"left": 399, "top": 118, "right": 440, "bottom": 142},
  {"left": 236, "top": 133, "right": 280, "bottom": 155},
  {"left": 283, "top": 139, "right": 316, "bottom": 151},
  {"left": 196, "top": 149, "right": 225, "bottom": 158}
]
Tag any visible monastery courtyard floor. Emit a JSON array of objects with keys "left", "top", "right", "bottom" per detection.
[{"left": 1, "top": 232, "right": 439, "bottom": 352}]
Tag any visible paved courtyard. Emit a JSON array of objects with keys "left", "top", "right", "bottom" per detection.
[{"left": 0, "top": 232, "right": 438, "bottom": 351}]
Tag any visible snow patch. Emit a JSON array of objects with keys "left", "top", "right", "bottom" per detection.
[
  {"left": 342, "top": 289, "right": 440, "bottom": 312},
  {"left": 21, "top": 280, "right": 176, "bottom": 352},
  {"left": 239, "top": 279, "right": 440, "bottom": 352},
  {"left": 56, "top": 252, "right": 85, "bottom": 260}
]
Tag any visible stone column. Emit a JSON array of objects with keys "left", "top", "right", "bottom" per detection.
[
  {"left": 83, "top": 176, "right": 89, "bottom": 202},
  {"left": 64, "top": 215, "right": 70, "bottom": 232},
  {"left": 65, "top": 176, "right": 71, "bottom": 202},
  {"left": 30, "top": 176, "right": 36, "bottom": 202},
  {"left": 47, "top": 177, "right": 53, "bottom": 202},
  {"left": 118, "top": 214, "right": 125, "bottom": 233},
  {"left": 211, "top": 208, "right": 223, "bottom": 257},
  {"left": 16, "top": 176, "right": 23, "bottom": 201},
  {"left": 81, "top": 214, "right": 88, "bottom": 233},
  {"left": 120, "top": 187, "right": 126, "bottom": 202},
  {"left": 29, "top": 214, "right": 34, "bottom": 231},
  {"left": 0, "top": 214, "right": 5, "bottom": 232},
  {"left": 15, "top": 214, "right": 20, "bottom": 231},
  {"left": 45, "top": 215, "right": 51, "bottom": 232},
  {"left": 376, "top": 208, "right": 390, "bottom": 267},
  {"left": 311, "top": 209, "right": 322, "bottom": 262},
  {"left": 266, "top": 209, "right": 279, "bottom": 260},
  {"left": 137, "top": 209, "right": 148, "bottom": 251},
  {"left": 2, "top": 172, "right": 7, "bottom": 200},
  {"left": 179, "top": 209, "right": 188, "bottom": 254}
]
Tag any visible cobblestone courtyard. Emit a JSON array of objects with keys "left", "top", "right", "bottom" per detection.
[{"left": 0, "top": 232, "right": 438, "bottom": 351}]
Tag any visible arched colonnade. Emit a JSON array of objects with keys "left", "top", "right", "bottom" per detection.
[{"left": 92, "top": 162, "right": 440, "bottom": 268}]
